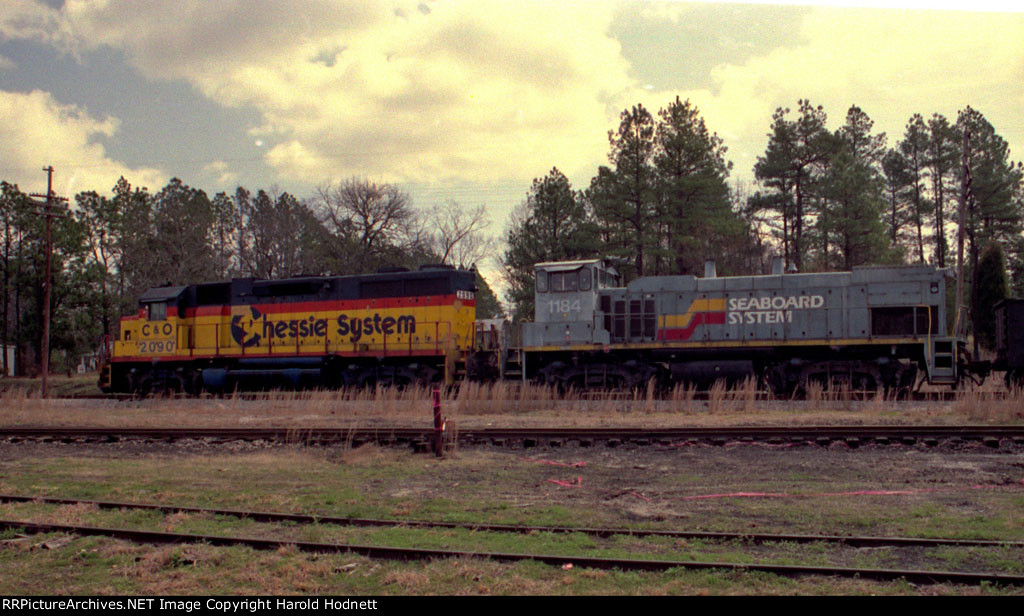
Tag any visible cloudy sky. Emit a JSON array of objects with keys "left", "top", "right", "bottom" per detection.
[{"left": 1, "top": 0, "right": 1022, "bottom": 256}]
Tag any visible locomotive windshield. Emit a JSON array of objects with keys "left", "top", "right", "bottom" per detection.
[{"left": 550, "top": 270, "right": 580, "bottom": 292}]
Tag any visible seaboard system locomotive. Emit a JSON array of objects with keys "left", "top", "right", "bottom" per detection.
[
  {"left": 101, "top": 257, "right": 1012, "bottom": 395},
  {"left": 522, "top": 257, "right": 969, "bottom": 394}
]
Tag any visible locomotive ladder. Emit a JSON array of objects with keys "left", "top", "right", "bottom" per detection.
[{"left": 926, "top": 338, "right": 958, "bottom": 385}]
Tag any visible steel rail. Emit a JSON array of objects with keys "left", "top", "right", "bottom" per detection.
[
  {"left": 2, "top": 425, "right": 1023, "bottom": 445},
  {"left": 63, "top": 390, "right": 993, "bottom": 402},
  {"left": 2, "top": 494, "right": 1020, "bottom": 549},
  {"left": 1, "top": 519, "right": 1021, "bottom": 586}
]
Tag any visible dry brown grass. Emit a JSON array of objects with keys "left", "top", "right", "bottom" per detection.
[
  {"left": 381, "top": 568, "right": 432, "bottom": 593},
  {"left": 706, "top": 380, "right": 727, "bottom": 414},
  {"left": 129, "top": 543, "right": 224, "bottom": 577},
  {"left": 668, "top": 383, "right": 699, "bottom": 413},
  {"left": 954, "top": 389, "right": 1024, "bottom": 421},
  {"left": 31, "top": 502, "right": 98, "bottom": 526},
  {"left": 337, "top": 443, "right": 387, "bottom": 466},
  {"left": 862, "top": 389, "right": 892, "bottom": 416},
  {"left": 0, "top": 379, "right": 1022, "bottom": 430}
]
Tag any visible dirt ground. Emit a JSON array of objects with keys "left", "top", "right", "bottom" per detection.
[{"left": 3, "top": 436, "right": 1023, "bottom": 536}]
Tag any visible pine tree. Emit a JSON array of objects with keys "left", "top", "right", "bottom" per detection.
[
  {"left": 926, "top": 114, "right": 958, "bottom": 267},
  {"left": 590, "top": 104, "right": 657, "bottom": 277},
  {"left": 652, "top": 97, "right": 737, "bottom": 275},
  {"left": 974, "top": 241, "right": 1008, "bottom": 350},
  {"left": 752, "top": 100, "right": 832, "bottom": 271},
  {"left": 956, "top": 107, "right": 1024, "bottom": 352},
  {"left": 503, "top": 168, "right": 598, "bottom": 321},
  {"left": 881, "top": 148, "right": 911, "bottom": 254},
  {"left": 894, "top": 115, "right": 932, "bottom": 262},
  {"left": 818, "top": 106, "right": 895, "bottom": 269}
]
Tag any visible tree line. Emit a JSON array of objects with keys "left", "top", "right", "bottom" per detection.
[
  {"left": 1, "top": 95, "right": 1021, "bottom": 376},
  {"left": 0, "top": 177, "right": 501, "bottom": 376},
  {"left": 503, "top": 97, "right": 1024, "bottom": 352}
]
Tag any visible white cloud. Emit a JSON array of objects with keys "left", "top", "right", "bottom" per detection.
[
  {"left": 4, "top": 1, "right": 1021, "bottom": 193},
  {"left": 0, "top": 0, "right": 71, "bottom": 49},
  {"left": 42, "top": 1, "right": 645, "bottom": 185},
  {"left": 667, "top": 7, "right": 1024, "bottom": 180},
  {"left": 203, "top": 160, "right": 238, "bottom": 186},
  {"left": 0, "top": 90, "right": 164, "bottom": 196}
]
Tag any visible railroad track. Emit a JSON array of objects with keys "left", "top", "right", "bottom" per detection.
[
  {"left": 4, "top": 493, "right": 1019, "bottom": 585},
  {"left": 1, "top": 513, "right": 1021, "bottom": 586},
  {"left": 3, "top": 426, "right": 1024, "bottom": 449},
  {"left": 3, "top": 494, "right": 1021, "bottom": 549},
  {"left": 64, "top": 389, "right": 1007, "bottom": 402}
]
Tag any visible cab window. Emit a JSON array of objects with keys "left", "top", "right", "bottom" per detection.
[
  {"left": 579, "top": 268, "right": 592, "bottom": 291},
  {"left": 536, "top": 271, "right": 548, "bottom": 293},
  {"left": 147, "top": 302, "right": 166, "bottom": 321},
  {"left": 550, "top": 270, "right": 579, "bottom": 292}
]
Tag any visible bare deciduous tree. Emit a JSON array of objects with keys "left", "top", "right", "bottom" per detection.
[
  {"left": 429, "top": 200, "right": 494, "bottom": 269},
  {"left": 316, "top": 179, "right": 419, "bottom": 270}
]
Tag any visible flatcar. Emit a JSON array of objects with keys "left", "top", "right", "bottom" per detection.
[
  {"left": 518, "top": 257, "right": 976, "bottom": 394},
  {"left": 99, "top": 265, "right": 477, "bottom": 394}
]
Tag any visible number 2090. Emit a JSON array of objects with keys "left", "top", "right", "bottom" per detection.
[{"left": 137, "top": 340, "right": 175, "bottom": 353}]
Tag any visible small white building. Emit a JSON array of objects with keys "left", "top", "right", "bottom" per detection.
[{"left": 1, "top": 345, "right": 13, "bottom": 377}]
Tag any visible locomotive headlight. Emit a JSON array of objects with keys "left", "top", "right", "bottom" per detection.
[{"left": 930, "top": 283, "right": 939, "bottom": 294}]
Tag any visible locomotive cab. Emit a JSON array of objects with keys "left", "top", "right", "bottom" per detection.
[
  {"left": 118, "top": 285, "right": 187, "bottom": 357},
  {"left": 526, "top": 259, "right": 619, "bottom": 347},
  {"left": 101, "top": 285, "right": 187, "bottom": 393}
]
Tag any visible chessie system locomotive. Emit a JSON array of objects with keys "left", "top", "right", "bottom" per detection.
[{"left": 99, "top": 258, "right": 1016, "bottom": 395}]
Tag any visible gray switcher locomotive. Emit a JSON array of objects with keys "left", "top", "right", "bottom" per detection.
[{"left": 516, "top": 257, "right": 980, "bottom": 394}]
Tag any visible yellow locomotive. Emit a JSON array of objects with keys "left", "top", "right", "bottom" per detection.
[{"left": 99, "top": 266, "right": 478, "bottom": 394}]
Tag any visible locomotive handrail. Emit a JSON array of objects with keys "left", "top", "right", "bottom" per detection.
[{"left": 917, "top": 304, "right": 932, "bottom": 347}]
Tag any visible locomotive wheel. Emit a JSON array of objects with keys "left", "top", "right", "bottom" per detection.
[
  {"left": 1005, "top": 369, "right": 1024, "bottom": 390},
  {"left": 886, "top": 364, "right": 918, "bottom": 399},
  {"left": 549, "top": 361, "right": 658, "bottom": 392},
  {"left": 768, "top": 360, "right": 896, "bottom": 398},
  {"left": 133, "top": 374, "right": 153, "bottom": 398},
  {"left": 572, "top": 364, "right": 627, "bottom": 390},
  {"left": 358, "top": 364, "right": 439, "bottom": 388}
]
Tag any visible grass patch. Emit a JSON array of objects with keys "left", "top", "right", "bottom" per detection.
[{"left": 2, "top": 441, "right": 1024, "bottom": 594}]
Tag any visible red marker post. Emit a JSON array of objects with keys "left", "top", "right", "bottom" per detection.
[{"left": 432, "top": 385, "right": 445, "bottom": 457}]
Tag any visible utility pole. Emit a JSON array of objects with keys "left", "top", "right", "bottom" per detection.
[
  {"left": 955, "top": 128, "right": 970, "bottom": 341},
  {"left": 29, "top": 166, "right": 67, "bottom": 398}
]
